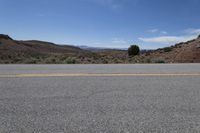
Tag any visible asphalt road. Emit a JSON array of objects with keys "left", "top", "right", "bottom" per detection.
[{"left": 0, "top": 64, "right": 200, "bottom": 133}]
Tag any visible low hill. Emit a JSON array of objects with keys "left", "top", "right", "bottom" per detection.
[
  {"left": 0, "top": 35, "right": 84, "bottom": 55},
  {"left": 1, "top": 34, "right": 200, "bottom": 64},
  {"left": 0, "top": 34, "right": 93, "bottom": 63},
  {"left": 0, "top": 34, "right": 126, "bottom": 64},
  {"left": 141, "top": 35, "right": 200, "bottom": 63}
]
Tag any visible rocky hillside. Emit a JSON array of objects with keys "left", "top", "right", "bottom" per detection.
[
  {"left": 1, "top": 34, "right": 200, "bottom": 64},
  {"left": 141, "top": 35, "right": 200, "bottom": 63},
  {"left": 0, "top": 34, "right": 127, "bottom": 64}
]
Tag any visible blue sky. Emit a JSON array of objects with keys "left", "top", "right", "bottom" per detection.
[{"left": 0, "top": 0, "right": 200, "bottom": 49}]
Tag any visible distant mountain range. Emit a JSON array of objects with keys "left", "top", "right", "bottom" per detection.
[
  {"left": 78, "top": 45, "right": 128, "bottom": 51},
  {"left": 0, "top": 34, "right": 200, "bottom": 64}
]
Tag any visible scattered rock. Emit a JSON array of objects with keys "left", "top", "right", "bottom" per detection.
[{"left": 196, "top": 44, "right": 200, "bottom": 48}]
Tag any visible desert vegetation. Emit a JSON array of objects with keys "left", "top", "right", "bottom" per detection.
[
  {"left": 128, "top": 45, "right": 140, "bottom": 56},
  {"left": 1, "top": 34, "right": 200, "bottom": 64}
]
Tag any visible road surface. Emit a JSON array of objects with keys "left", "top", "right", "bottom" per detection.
[{"left": 0, "top": 64, "right": 200, "bottom": 133}]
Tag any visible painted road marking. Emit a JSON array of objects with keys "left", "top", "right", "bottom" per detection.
[{"left": 0, "top": 73, "right": 200, "bottom": 78}]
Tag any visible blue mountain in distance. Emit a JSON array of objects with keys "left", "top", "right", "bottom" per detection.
[{"left": 78, "top": 45, "right": 128, "bottom": 51}]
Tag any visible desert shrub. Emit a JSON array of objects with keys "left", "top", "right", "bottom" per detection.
[
  {"left": 7, "top": 55, "right": 12, "bottom": 59},
  {"left": 145, "top": 58, "right": 151, "bottom": 63},
  {"left": 43, "top": 56, "right": 57, "bottom": 64},
  {"left": 13, "top": 58, "right": 22, "bottom": 63},
  {"left": 65, "top": 57, "right": 76, "bottom": 64},
  {"left": 175, "top": 43, "right": 183, "bottom": 48},
  {"left": 4, "top": 61, "right": 10, "bottom": 64},
  {"left": 113, "top": 58, "right": 121, "bottom": 64},
  {"left": 163, "top": 47, "right": 173, "bottom": 52},
  {"left": 100, "top": 58, "right": 108, "bottom": 64},
  {"left": 155, "top": 60, "right": 165, "bottom": 63},
  {"left": 185, "top": 39, "right": 195, "bottom": 44},
  {"left": 59, "top": 55, "right": 67, "bottom": 61},
  {"left": 128, "top": 45, "right": 140, "bottom": 56},
  {"left": 28, "top": 59, "right": 37, "bottom": 64},
  {"left": 23, "top": 57, "right": 38, "bottom": 64},
  {"left": 51, "top": 58, "right": 57, "bottom": 63}
]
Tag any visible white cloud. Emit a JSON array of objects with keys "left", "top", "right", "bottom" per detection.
[
  {"left": 148, "top": 29, "right": 168, "bottom": 34},
  {"left": 139, "top": 35, "right": 196, "bottom": 44},
  {"left": 92, "top": 38, "right": 130, "bottom": 48},
  {"left": 111, "top": 38, "right": 127, "bottom": 44},
  {"left": 148, "top": 29, "right": 158, "bottom": 33},
  {"left": 161, "top": 31, "right": 168, "bottom": 34},
  {"left": 185, "top": 28, "right": 200, "bottom": 35},
  {"left": 93, "top": 42, "right": 102, "bottom": 45},
  {"left": 140, "top": 28, "right": 200, "bottom": 44}
]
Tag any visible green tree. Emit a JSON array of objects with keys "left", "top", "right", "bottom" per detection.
[{"left": 128, "top": 45, "right": 140, "bottom": 56}]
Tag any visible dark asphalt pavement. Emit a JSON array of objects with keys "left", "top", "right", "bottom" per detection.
[{"left": 0, "top": 64, "right": 200, "bottom": 133}]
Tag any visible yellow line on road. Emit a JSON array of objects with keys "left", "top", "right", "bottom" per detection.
[{"left": 0, "top": 73, "right": 200, "bottom": 78}]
